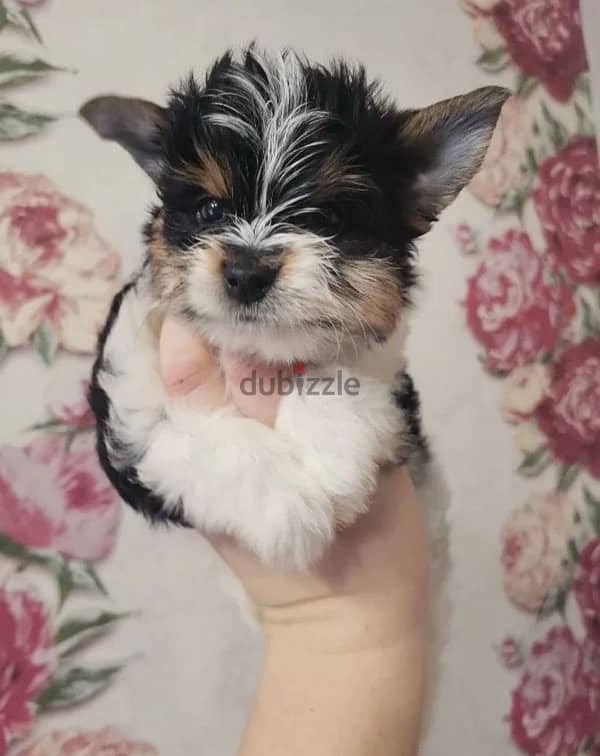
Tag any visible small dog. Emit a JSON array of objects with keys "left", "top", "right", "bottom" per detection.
[{"left": 82, "top": 48, "right": 508, "bottom": 569}]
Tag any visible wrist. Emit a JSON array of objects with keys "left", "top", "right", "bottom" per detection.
[
  {"left": 245, "top": 603, "right": 427, "bottom": 756},
  {"left": 260, "top": 587, "right": 429, "bottom": 656}
]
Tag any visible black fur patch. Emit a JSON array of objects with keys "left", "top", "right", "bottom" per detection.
[
  {"left": 392, "top": 371, "right": 430, "bottom": 466},
  {"left": 88, "top": 281, "right": 188, "bottom": 526},
  {"left": 154, "top": 49, "right": 423, "bottom": 298}
]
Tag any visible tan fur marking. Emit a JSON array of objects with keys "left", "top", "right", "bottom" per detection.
[
  {"left": 147, "top": 214, "right": 229, "bottom": 305},
  {"left": 202, "top": 239, "right": 227, "bottom": 274},
  {"left": 280, "top": 240, "right": 402, "bottom": 340},
  {"left": 176, "top": 151, "right": 231, "bottom": 198},
  {"left": 277, "top": 248, "right": 297, "bottom": 280},
  {"left": 147, "top": 212, "right": 189, "bottom": 300},
  {"left": 340, "top": 258, "right": 402, "bottom": 338},
  {"left": 316, "top": 149, "right": 374, "bottom": 197}
]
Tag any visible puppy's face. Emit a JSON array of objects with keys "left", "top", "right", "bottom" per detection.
[{"left": 82, "top": 50, "right": 508, "bottom": 362}]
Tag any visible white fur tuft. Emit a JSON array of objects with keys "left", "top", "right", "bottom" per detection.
[{"left": 98, "top": 277, "right": 406, "bottom": 569}]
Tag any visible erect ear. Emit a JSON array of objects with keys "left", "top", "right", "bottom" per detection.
[
  {"left": 79, "top": 96, "right": 167, "bottom": 182},
  {"left": 399, "top": 86, "right": 511, "bottom": 235}
]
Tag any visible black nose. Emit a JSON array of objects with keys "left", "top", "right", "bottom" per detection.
[{"left": 222, "top": 260, "right": 277, "bottom": 305}]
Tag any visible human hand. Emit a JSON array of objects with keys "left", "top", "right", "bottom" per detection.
[
  {"left": 159, "top": 314, "right": 430, "bottom": 755},
  {"left": 159, "top": 314, "right": 430, "bottom": 649}
]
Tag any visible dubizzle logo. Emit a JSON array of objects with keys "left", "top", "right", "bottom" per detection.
[{"left": 239, "top": 362, "right": 361, "bottom": 396}]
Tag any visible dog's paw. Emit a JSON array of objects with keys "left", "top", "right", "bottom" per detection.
[
  {"left": 137, "top": 408, "right": 336, "bottom": 568},
  {"left": 239, "top": 487, "right": 335, "bottom": 569},
  {"left": 275, "top": 368, "right": 406, "bottom": 528}
]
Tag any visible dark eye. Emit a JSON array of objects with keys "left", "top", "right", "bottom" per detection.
[
  {"left": 198, "top": 198, "right": 225, "bottom": 224},
  {"left": 323, "top": 208, "right": 340, "bottom": 228}
]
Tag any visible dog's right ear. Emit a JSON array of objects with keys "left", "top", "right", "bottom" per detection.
[{"left": 79, "top": 96, "right": 167, "bottom": 182}]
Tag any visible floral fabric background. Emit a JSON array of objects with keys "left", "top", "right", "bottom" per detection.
[
  {"left": 0, "top": 3, "right": 159, "bottom": 753},
  {"left": 0, "top": 1, "right": 598, "bottom": 755},
  {"left": 458, "top": 2, "right": 600, "bottom": 753}
]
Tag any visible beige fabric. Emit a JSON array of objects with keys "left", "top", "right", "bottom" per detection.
[{"left": 1, "top": 2, "right": 598, "bottom": 754}]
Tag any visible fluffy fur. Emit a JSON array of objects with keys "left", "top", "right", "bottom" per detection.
[
  {"left": 82, "top": 48, "right": 508, "bottom": 568},
  {"left": 92, "top": 272, "right": 411, "bottom": 566}
]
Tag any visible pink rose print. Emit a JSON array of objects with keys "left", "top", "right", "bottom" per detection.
[
  {"left": 45, "top": 362, "right": 94, "bottom": 429},
  {"left": 455, "top": 223, "right": 478, "bottom": 255},
  {"left": 513, "top": 420, "right": 547, "bottom": 455},
  {"left": 14, "top": 728, "right": 159, "bottom": 756},
  {"left": 491, "top": 0, "right": 588, "bottom": 102},
  {"left": 534, "top": 136, "right": 600, "bottom": 285},
  {"left": 496, "top": 635, "right": 524, "bottom": 669},
  {"left": 464, "top": 230, "right": 575, "bottom": 373},
  {"left": 462, "top": 0, "right": 505, "bottom": 51},
  {"left": 0, "top": 171, "right": 119, "bottom": 353},
  {"left": 48, "top": 388, "right": 93, "bottom": 429},
  {"left": 582, "top": 635, "right": 600, "bottom": 685},
  {"left": 501, "top": 491, "right": 575, "bottom": 612},
  {"left": 535, "top": 339, "right": 600, "bottom": 478},
  {"left": 0, "top": 589, "right": 56, "bottom": 752},
  {"left": 574, "top": 539, "right": 600, "bottom": 645},
  {"left": 469, "top": 96, "right": 532, "bottom": 207},
  {"left": 502, "top": 363, "right": 549, "bottom": 423},
  {"left": 0, "top": 436, "right": 119, "bottom": 561},
  {"left": 510, "top": 627, "right": 599, "bottom": 756}
]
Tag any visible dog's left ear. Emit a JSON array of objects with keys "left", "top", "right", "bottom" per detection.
[
  {"left": 79, "top": 95, "right": 167, "bottom": 182},
  {"left": 399, "top": 86, "right": 511, "bottom": 235}
]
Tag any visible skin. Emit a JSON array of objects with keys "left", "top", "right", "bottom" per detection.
[{"left": 159, "top": 315, "right": 430, "bottom": 756}]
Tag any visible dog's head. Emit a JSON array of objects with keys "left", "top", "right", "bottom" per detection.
[{"left": 81, "top": 48, "right": 509, "bottom": 363}]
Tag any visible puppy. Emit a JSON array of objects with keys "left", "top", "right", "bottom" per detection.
[{"left": 82, "top": 48, "right": 508, "bottom": 569}]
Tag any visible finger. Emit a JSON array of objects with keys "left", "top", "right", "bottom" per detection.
[
  {"left": 159, "top": 315, "right": 226, "bottom": 409},
  {"left": 221, "top": 353, "right": 287, "bottom": 427}
]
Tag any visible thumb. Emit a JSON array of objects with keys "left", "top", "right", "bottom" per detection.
[{"left": 159, "top": 315, "right": 226, "bottom": 410}]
